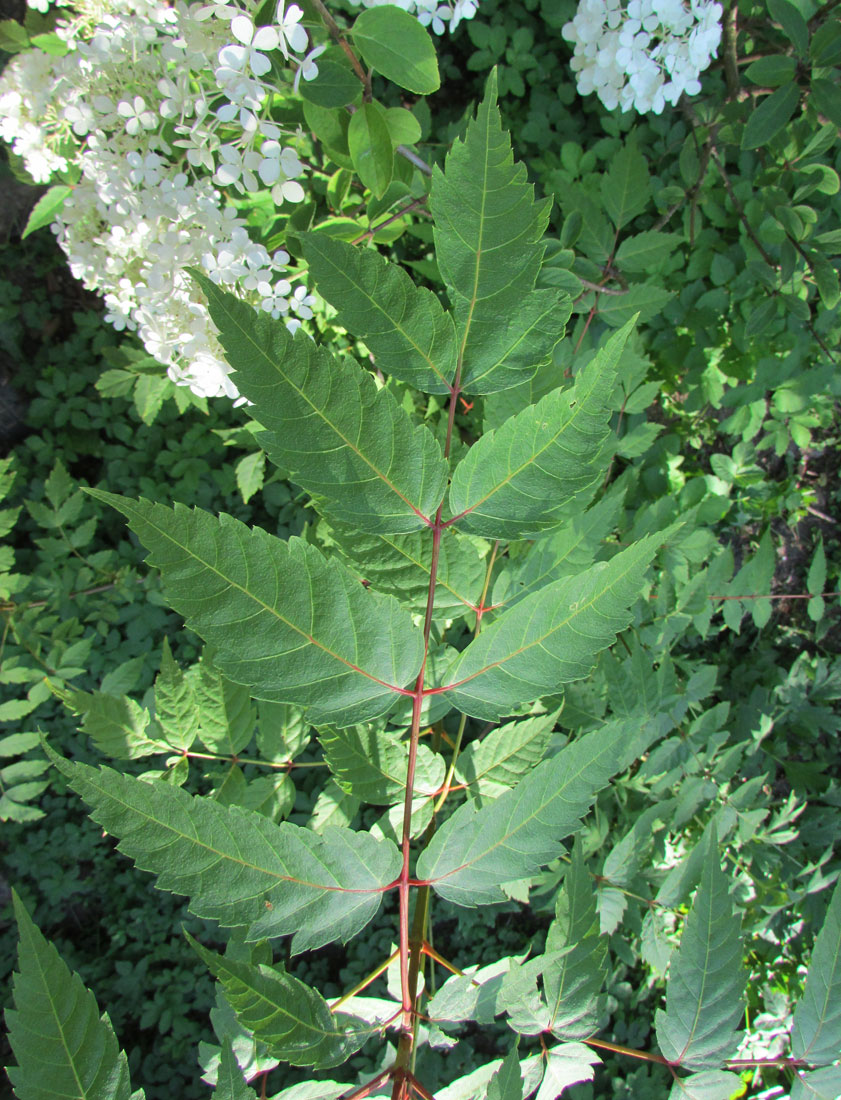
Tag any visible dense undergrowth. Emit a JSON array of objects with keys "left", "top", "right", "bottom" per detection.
[{"left": 2, "top": 3, "right": 841, "bottom": 1100}]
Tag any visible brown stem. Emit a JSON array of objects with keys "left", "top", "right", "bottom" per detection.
[
  {"left": 351, "top": 197, "right": 430, "bottom": 245},
  {"left": 309, "top": 0, "right": 370, "bottom": 93},
  {"left": 721, "top": 0, "right": 740, "bottom": 99}
]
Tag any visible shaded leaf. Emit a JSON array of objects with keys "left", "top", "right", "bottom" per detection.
[
  {"left": 455, "top": 710, "right": 559, "bottom": 804},
  {"left": 61, "top": 688, "right": 165, "bottom": 760},
  {"left": 87, "top": 494, "right": 423, "bottom": 727},
  {"left": 212, "top": 1041, "right": 258, "bottom": 1100},
  {"left": 790, "top": 878, "right": 841, "bottom": 1063},
  {"left": 668, "top": 1071, "right": 744, "bottom": 1100},
  {"left": 319, "top": 725, "right": 444, "bottom": 804},
  {"left": 601, "top": 140, "right": 650, "bottom": 230},
  {"left": 196, "top": 661, "right": 256, "bottom": 757},
  {"left": 742, "top": 83, "right": 800, "bottom": 150},
  {"left": 21, "top": 184, "right": 72, "bottom": 240},
  {"left": 791, "top": 1066, "right": 841, "bottom": 1100},
  {"left": 6, "top": 892, "right": 139, "bottom": 1100},
  {"left": 154, "top": 637, "right": 199, "bottom": 751},
  {"left": 189, "top": 937, "right": 369, "bottom": 1068},
  {"left": 487, "top": 1046, "right": 523, "bottom": 1100},
  {"left": 46, "top": 748, "right": 401, "bottom": 953}
]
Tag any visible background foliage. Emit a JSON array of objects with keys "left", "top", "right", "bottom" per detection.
[{"left": 1, "top": 1, "right": 840, "bottom": 1099}]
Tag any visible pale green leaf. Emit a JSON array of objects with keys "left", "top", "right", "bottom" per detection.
[
  {"left": 256, "top": 701, "right": 312, "bottom": 762},
  {"left": 439, "top": 530, "right": 670, "bottom": 722},
  {"left": 320, "top": 725, "right": 444, "bottom": 804},
  {"left": 454, "top": 710, "right": 559, "bottom": 804},
  {"left": 193, "top": 271, "right": 448, "bottom": 533},
  {"left": 534, "top": 1044, "right": 601, "bottom": 1100},
  {"left": 323, "top": 519, "right": 488, "bottom": 621},
  {"left": 490, "top": 491, "right": 623, "bottom": 613},
  {"left": 790, "top": 878, "right": 841, "bottom": 1063},
  {"left": 791, "top": 1066, "right": 841, "bottom": 1100},
  {"left": 428, "top": 957, "right": 521, "bottom": 1027},
  {"left": 348, "top": 102, "right": 393, "bottom": 199},
  {"left": 47, "top": 747, "right": 401, "bottom": 953},
  {"left": 543, "top": 841, "right": 607, "bottom": 1039},
  {"left": 615, "top": 231, "right": 682, "bottom": 273},
  {"left": 301, "top": 233, "right": 457, "bottom": 394},
  {"left": 154, "top": 637, "right": 199, "bottom": 751},
  {"left": 655, "top": 830, "right": 745, "bottom": 1070},
  {"left": 309, "top": 779, "right": 361, "bottom": 833},
  {"left": 86, "top": 493, "right": 423, "bottom": 727},
  {"left": 189, "top": 937, "right": 369, "bottom": 1068},
  {"left": 351, "top": 6, "right": 439, "bottom": 95},
  {"left": 417, "top": 719, "right": 637, "bottom": 904},
  {"left": 212, "top": 1041, "right": 258, "bottom": 1100},
  {"left": 447, "top": 323, "right": 629, "bottom": 539},
  {"left": 430, "top": 70, "right": 552, "bottom": 393},
  {"left": 196, "top": 661, "right": 256, "bottom": 756},
  {"left": 668, "top": 1070, "right": 744, "bottom": 1100},
  {"left": 21, "top": 184, "right": 72, "bottom": 240},
  {"left": 235, "top": 450, "right": 265, "bottom": 505},
  {"left": 61, "top": 688, "right": 165, "bottom": 760},
  {"left": 6, "top": 892, "right": 140, "bottom": 1100}
]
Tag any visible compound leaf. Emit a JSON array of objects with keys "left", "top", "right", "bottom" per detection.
[
  {"left": 655, "top": 830, "right": 745, "bottom": 1070},
  {"left": 87, "top": 494, "right": 423, "bottom": 727},
  {"left": 439, "top": 529, "right": 671, "bottom": 722},
  {"left": 447, "top": 323, "right": 629, "bottom": 539},
  {"left": 46, "top": 748, "right": 401, "bottom": 953},
  {"left": 430, "top": 70, "right": 552, "bottom": 393},
  {"left": 790, "top": 877, "right": 841, "bottom": 1063},
  {"left": 189, "top": 937, "right": 369, "bottom": 1068},
  {"left": 302, "top": 234, "right": 457, "bottom": 394},
  {"left": 417, "top": 719, "right": 634, "bottom": 904},
  {"left": 194, "top": 271, "right": 448, "bottom": 533},
  {"left": 6, "top": 891, "right": 139, "bottom": 1100}
]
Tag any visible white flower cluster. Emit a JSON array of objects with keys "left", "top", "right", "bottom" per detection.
[
  {"left": 563, "top": 0, "right": 722, "bottom": 114},
  {"left": 346, "top": 0, "right": 479, "bottom": 36},
  {"left": 0, "top": 0, "right": 319, "bottom": 400}
]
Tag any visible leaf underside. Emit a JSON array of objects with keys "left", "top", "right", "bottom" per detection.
[
  {"left": 87, "top": 492, "right": 423, "bottom": 727},
  {"left": 47, "top": 747, "right": 401, "bottom": 954},
  {"left": 790, "top": 877, "right": 841, "bottom": 1063},
  {"left": 6, "top": 892, "right": 138, "bottom": 1100}
]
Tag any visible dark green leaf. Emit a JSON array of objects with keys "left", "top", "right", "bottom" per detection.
[
  {"left": 744, "top": 55, "right": 797, "bottom": 86},
  {"left": 601, "top": 140, "right": 651, "bottom": 230},
  {"left": 741, "top": 83, "right": 801, "bottom": 150},
  {"left": 790, "top": 878, "right": 841, "bottom": 1063},
  {"left": 767, "top": 0, "right": 809, "bottom": 57},
  {"left": 193, "top": 272, "right": 448, "bottom": 534},
  {"left": 212, "top": 1041, "right": 257, "bottom": 1099}
]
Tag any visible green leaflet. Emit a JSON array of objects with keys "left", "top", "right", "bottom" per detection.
[
  {"left": 454, "top": 710, "right": 560, "bottom": 805},
  {"left": 301, "top": 234, "right": 457, "bottom": 394},
  {"left": 46, "top": 748, "right": 401, "bottom": 953},
  {"left": 7, "top": 891, "right": 139, "bottom": 1100},
  {"left": 440, "top": 529, "right": 670, "bottom": 722},
  {"left": 212, "top": 1042, "right": 257, "bottom": 1100},
  {"left": 666, "top": 1070, "right": 745, "bottom": 1100},
  {"left": 189, "top": 937, "right": 369, "bottom": 1068},
  {"left": 319, "top": 725, "right": 445, "bottom": 804},
  {"left": 154, "top": 637, "right": 199, "bottom": 751},
  {"left": 60, "top": 687, "right": 166, "bottom": 759},
  {"left": 542, "top": 841, "right": 607, "bottom": 1039},
  {"left": 447, "top": 322, "right": 629, "bottom": 539},
  {"left": 487, "top": 1047, "right": 523, "bottom": 1100},
  {"left": 87, "top": 493, "right": 423, "bottom": 727},
  {"left": 490, "top": 491, "right": 624, "bottom": 613},
  {"left": 323, "top": 519, "right": 488, "bottom": 621},
  {"left": 416, "top": 719, "right": 634, "bottom": 904},
  {"left": 790, "top": 877, "right": 841, "bottom": 1063},
  {"left": 430, "top": 70, "right": 554, "bottom": 394},
  {"left": 195, "top": 660, "right": 256, "bottom": 756},
  {"left": 655, "top": 830, "right": 745, "bottom": 1071},
  {"left": 790, "top": 1066, "right": 841, "bottom": 1100},
  {"left": 534, "top": 1044, "right": 601, "bottom": 1100},
  {"left": 194, "top": 271, "right": 448, "bottom": 533}
]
